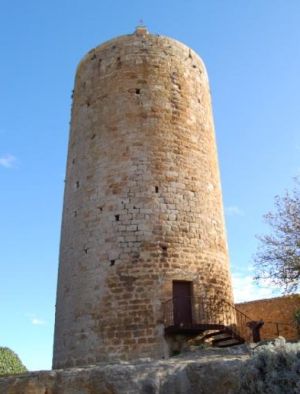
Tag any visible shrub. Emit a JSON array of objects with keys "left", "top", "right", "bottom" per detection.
[
  {"left": 0, "top": 347, "right": 27, "bottom": 376},
  {"left": 294, "top": 309, "right": 300, "bottom": 326},
  {"left": 238, "top": 338, "right": 300, "bottom": 393}
]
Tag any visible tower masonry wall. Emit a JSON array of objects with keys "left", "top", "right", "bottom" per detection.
[{"left": 53, "top": 30, "right": 234, "bottom": 368}]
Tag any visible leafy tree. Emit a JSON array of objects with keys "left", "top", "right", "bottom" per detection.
[
  {"left": 0, "top": 347, "right": 27, "bottom": 376},
  {"left": 254, "top": 179, "right": 300, "bottom": 293}
]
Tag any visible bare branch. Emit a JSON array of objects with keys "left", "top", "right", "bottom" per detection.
[{"left": 254, "top": 180, "right": 300, "bottom": 293}]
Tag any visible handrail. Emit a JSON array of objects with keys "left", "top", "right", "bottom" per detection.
[
  {"left": 163, "top": 296, "right": 298, "bottom": 343},
  {"left": 262, "top": 321, "right": 298, "bottom": 338},
  {"left": 222, "top": 299, "right": 253, "bottom": 322},
  {"left": 264, "top": 321, "right": 294, "bottom": 326},
  {"left": 163, "top": 295, "right": 254, "bottom": 342}
]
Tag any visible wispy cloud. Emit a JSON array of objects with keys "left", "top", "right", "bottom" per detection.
[
  {"left": 0, "top": 154, "right": 17, "bottom": 168},
  {"left": 225, "top": 205, "right": 245, "bottom": 216},
  {"left": 26, "top": 314, "right": 47, "bottom": 326},
  {"left": 232, "top": 272, "right": 281, "bottom": 303},
  {"left": 32, "top": 318, "right": 46, "bottom": 325}
]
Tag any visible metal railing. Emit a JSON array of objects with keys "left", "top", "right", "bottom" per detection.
[
  {"left": 261, "top": 321, "right": 298, "bottom": 340},
  {"left": 163, "top": 296, "right": 253, "bottom": 342},
  {"left": 163, "top": 296, "right": 299, "bottom": 343}
]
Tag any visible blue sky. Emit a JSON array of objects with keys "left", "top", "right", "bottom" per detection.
[{"left": 1, "top": 0, "right": 299, "bottom": 371}]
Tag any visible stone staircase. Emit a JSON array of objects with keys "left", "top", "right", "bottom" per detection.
[
  {"left": 201, "top": 327, "right": 245, "bottom": 348},
  {"left": 163, "top": 296, "right": 260, "bottom": 348}
]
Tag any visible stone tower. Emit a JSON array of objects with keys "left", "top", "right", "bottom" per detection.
[{"left": 53, "top": 26, "right": 234, "bottom": 369}]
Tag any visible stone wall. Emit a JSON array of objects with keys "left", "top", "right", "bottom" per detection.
[
  {"left": 53, "top": 27, "right": 234, "bottom": 368},
  {"left": 0, "top": 347, "right": 248, "bottom": 394},
  {"left": 236, "top": 294, "right": 300, "bottom": 341}
]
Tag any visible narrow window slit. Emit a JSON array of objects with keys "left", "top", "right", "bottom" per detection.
[
  {"left": 97, "top": 59, "right": 102, "bottom": 74},
  {"left": 116, "top": 56, "right": 122, "bottom": 69},
  {"left": 155, "top": 186, "right": 159, "bottom": 193},
  {"left": 135, "top": 88, "right": 141, "bottom": 94},
  {"left": 115, "top": 214, "right": 120, "bottom": 221},
  {"left": 110, "top": 260, "right": 115, "bottom": 266}
]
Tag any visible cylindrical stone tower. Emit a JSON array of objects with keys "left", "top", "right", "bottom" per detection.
[{"left": 53, "top": 26, "right": 234, "bottom": 369}]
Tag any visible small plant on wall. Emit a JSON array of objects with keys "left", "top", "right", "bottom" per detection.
[{"left": 294, "top": 309, "right": 300, "bottom": 336}]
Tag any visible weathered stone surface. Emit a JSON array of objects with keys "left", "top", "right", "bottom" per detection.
[
  {"left": 0, "top": 347, "right": 249, "bottom": 394},
  {"left": 53, "top": 26, "right": 234, "bottom": 368}
]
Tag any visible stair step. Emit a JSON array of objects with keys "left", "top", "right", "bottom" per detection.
[
  {"left": 202, "top": 329, "right": 230, "bottom": 340},
  {"left": 164, "top": 322, "right": 246, "bottom": 348},
  {"left": 216, "top": 339, "right": 243, "bottom": 348},
  {"left": 210, "top": 327, "right": 245, "bottom": 348},
  {"left": 212, "top": 335, "right": 234, "bottom": 344}
]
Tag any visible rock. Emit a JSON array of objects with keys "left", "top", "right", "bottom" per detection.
[{"left": 0, "top": 347, "right": 249, "bottom": 394}]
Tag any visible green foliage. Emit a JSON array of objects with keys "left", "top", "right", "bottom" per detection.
[
  {"left": 294, "top": 309, "right": 300, "bottom": 326},
  {"left": 254, "top": 179, "right": 300, "bottom": 293},
  {"left": 0, "top": 347, "right": 27, "bottom": 376},
  {"left": 238, "top": 339, "right": 300, "bottom": 393}
]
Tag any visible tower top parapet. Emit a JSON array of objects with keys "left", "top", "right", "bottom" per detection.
[{"left": 134, "top": 24, "right": 149, "bottom": 36}]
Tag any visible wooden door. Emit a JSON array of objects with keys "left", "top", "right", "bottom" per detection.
[{"left": 173, "top": 281, "right": 192, "bottom": 326}]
